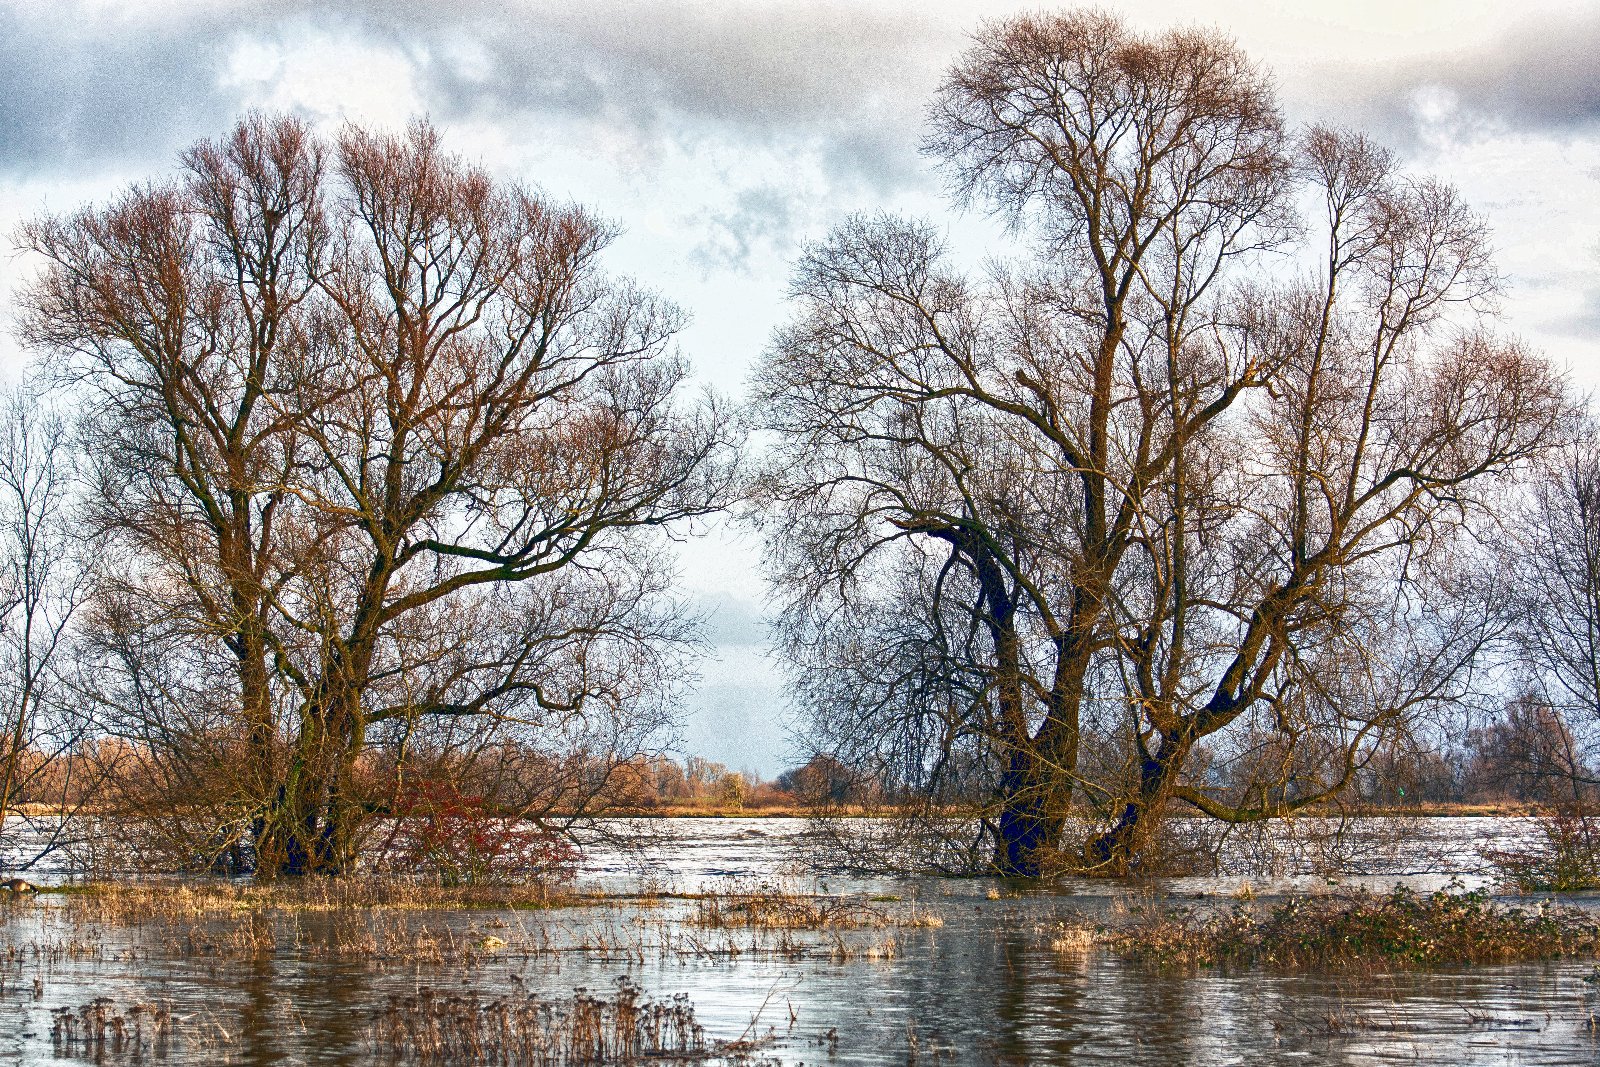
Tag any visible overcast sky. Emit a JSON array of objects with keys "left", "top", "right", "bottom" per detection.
[{"left": 4, "top": 0, "right": 1600, "bottom": 775}]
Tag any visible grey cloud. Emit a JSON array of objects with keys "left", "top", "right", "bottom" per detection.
[
  {"left": 1, "top": 1, "right": 953, "bottom": 195},
  {"left": 402, "top": 3, "right": 938, "bottom": 155},
  {"left": 318, "top": 0, "right": 948, "bottom": 205},
  {"left": 1532, "top": 266, "right": 1600, "bottom": 344},
  {"left": 1552, "top": 298, "right": 1600, "bottom": 343},
  {"left": 0, "top": 7, "right": 242, "bottom": 179},
  {"left": 1300, "top": 13, "right": 1600, "bottom": 151},
  {"left": 1420, "top": 15, "right": 1600, "bottom": 133},
  {"left": 693, "top": 592, "right": 773, "bottom": 648},
  {"left": 689, "top": 184, "right": 799, "bottom": 273}
]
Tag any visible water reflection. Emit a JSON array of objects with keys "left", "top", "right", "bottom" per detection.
[{"left": 0, "top": 817, "right": 1596, "bottom": 1065}]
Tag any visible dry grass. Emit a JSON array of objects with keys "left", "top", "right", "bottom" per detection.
[
  {"left": 21, "top": 878, "right": 585, "bottom": 963},
  {"left": 60, "top": 876, "right": 573, "bottom": 918},
  {"left": 374, "top": 976, "right": 775, "bottom": 1066},
  {"left": 3, "top": 877, "right": 942, "bottom": 971},
  {"left": 1095, "top": 886, "right": 1600, "bottom": 969},
  {"left": 2, "top": 879, "right": 586, "bottom": 966},
  {"left": 689, "top": 880, "right": 942, "bottom": 932},
  {"left": 1048, "top": 923, "right": 1096, "bottom": 952}
]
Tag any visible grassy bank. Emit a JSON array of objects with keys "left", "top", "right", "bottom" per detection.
[{"left": 55, "top": 876, "right": 579, "bottom": 916}]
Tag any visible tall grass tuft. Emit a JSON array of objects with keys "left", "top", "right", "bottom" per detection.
[
  {"left": 690, "top": 879, "right": 942, "bottom": 931},
  {"left": 50, "top": 999, "right": 172, "bottom": 1059},
  {"left": 374, "top": 977, "right": 771, "bottom": 1065}
]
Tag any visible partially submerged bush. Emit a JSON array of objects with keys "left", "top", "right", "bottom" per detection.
[
  {"left": 368, "top": 779, "right": 580, "bottom": 887},
  {"left": 1486, "top": 810, "right": 1600, "bottom": 892},
  {"left": 1102, "top": 887, "right": 1600, "bottom": 969}
]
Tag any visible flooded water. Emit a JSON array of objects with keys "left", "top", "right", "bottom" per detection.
[{"left": 2, "top": 816, "right": 1599, "bottom": 1065}]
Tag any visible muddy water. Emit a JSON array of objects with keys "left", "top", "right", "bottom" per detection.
[{"left": 1, "top": 817, "right": 1599, "bottom": 1065}]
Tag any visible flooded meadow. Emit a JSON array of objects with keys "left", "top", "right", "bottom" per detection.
[{"left": 1, "top": 818, "right": 1599, "bottom": 1065}]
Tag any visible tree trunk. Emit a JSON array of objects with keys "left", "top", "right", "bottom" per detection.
[
  {"left": 992, "top": 629, "right": 1088, "bottom": 876},
  {"left": 994, "top": 750, "right": 1063, "bottom": 876},
  {"left": 1084, "top": 732, "right": 1193, "bottom": 873},
  {"left": 251, "top": 686, "right": 368, "bottom": 877}
]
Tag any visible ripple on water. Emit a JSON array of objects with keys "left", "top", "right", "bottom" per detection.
[{"left": 0, "top": 815, "right": 1592, "bottom": 1065}]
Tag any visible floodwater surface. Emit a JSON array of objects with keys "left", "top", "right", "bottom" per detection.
[{"left": 0, "top": 817, "right": 1598, "bottom": 1065}]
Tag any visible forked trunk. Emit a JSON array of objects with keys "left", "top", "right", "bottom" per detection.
[
  {"left": 251, "top": 699, "right": 365, "bottom": 877},
  {"left": 1084, "top": 733, "right": 1193, "bottom": 874}
]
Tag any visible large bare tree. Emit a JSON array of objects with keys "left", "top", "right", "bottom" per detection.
[
  {"left": 19, "top": 116, "right": 737, "bottom": 875},
  {"left": 753, "top": 12, "right": 1566, "bottom": 875},
  {"left": 256, "top": 122, "right": 736, "bottom": 873}
]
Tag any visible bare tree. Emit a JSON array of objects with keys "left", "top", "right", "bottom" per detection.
[
  {"left": 1477, "top": 427, "right": 1600, "bottom": 818},
  {"left": 1504, "top": 431, "right": 1600, "bottom": 723},
  {"left": 752, "top": 12, "right": 1566, "bottom": 875},
  {"left": 19, "top": 116, "right": 737, "bottom": 876},
  {"left": 0, "top": 386, "right": 95, "bottom": 869},
  {"left": 19, "top": 114, "right": 322, "bottom": 872},
  {"left": 1462, "top": 694, "right": 1590, "bottom": 806}
]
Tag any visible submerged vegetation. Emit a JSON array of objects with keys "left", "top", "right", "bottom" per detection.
[
  {"left": 51, "top": 999, "right": 174, "bottom": 1061},
  {"left": 18, "top": 871, "right": 1600, "bottom": 976},
  {"left": 374, "top": 979, "right": 772, "bottom": 1067},
  {"left": 1487, "top": 810, "right": 1600, "bottom": 892},
  {"left": 59, "top": 875, "right": 578, "bottom": 919},
  {"left": 1088, "top": 887, "right": 1600, "bottom": 970},
  {"left": 690, "top": 880, "right": 942, "bottom": 932},
  {"left": 2, "top": 841, "right": 1600, "bottom": 1063}
]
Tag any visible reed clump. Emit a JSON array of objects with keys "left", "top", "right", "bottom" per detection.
[
  {"left": 50, "top": 998, "right": 172, "bottom": 1059},
  {"left": 690, "top": 880, "right": 941, "bottom": 931},
  {"left": 1049, "top": 923, "right": 1096, "bottom": 952},
  {"left": 374, "top": 977, "right": 772, "bottom": 1065},
  {"left": 1105, "top": 886, "right": 1600, "bottom": 969}
]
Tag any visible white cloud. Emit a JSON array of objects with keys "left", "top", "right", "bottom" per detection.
[{"left": 220, "top": 33, "right": 426, "bottom": 127}]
